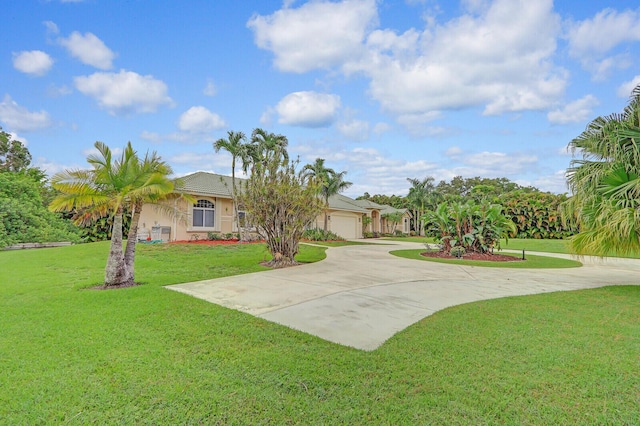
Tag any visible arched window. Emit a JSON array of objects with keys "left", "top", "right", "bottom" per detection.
[{"left": 193, "top": 199, "right": 215, "bottom": 228}]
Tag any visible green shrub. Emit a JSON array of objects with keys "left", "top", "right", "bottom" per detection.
[
  {"left": 302, "top": 228, "right": 345, "bottom": 241},
  {"left": 450, "top": 246, "right": 466, "bottom": 258}
]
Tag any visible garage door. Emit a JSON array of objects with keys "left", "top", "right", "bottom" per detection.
[{"left": 331, "top": 214, "right": 358, "bottom": 239}]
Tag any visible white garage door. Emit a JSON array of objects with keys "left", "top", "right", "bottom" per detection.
[{"left": 331, "top": 214, "right": 358, "bottom": 239}]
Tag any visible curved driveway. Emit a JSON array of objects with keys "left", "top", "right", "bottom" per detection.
[{"left": 167, "top": 240, "right": 639, "bottom": 350}]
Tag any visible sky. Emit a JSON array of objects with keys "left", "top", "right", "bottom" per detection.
[{"left": 2, "top": 0, "right": 640, "bottom": 198}]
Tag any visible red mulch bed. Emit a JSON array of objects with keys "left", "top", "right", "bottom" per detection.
[
  {"left": 421, "top": 250, "right": 523, "bottom": 262},
  {"left": 169, "top": 239, "right": 264, "bottom": 245}
]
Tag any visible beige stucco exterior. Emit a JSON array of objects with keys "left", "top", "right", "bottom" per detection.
[
  {"left": 138, "top": 172, "right": 410, "bottom": 241},
  {"left": 139, "top": 195, "right": 237, "bottom": 241}
]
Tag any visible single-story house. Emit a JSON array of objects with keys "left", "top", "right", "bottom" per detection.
[
  {"left": 138, "top": 171, "right": 410, "bottom": 241},
  {"left": 350, "top": 198, "right": 410, "bottom": 235}
]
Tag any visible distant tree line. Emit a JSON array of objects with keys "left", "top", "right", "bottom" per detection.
[{"left": 358, "top": 175, "right": 576, "bottom": 239}]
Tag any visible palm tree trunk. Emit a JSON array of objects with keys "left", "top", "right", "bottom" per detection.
[
  {"left": 124, "top": 201, "right": 142, "bottom": 283},
  {"left": 105, "top": 211, "right": 130, "bottom": 287}
]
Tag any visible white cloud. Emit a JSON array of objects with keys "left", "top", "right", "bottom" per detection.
[
  {"left": 254, "top": 0, "right": 566, "bottom": 122},
  {"left": 203, "top": 79, "right": 217, "bottom": 96},
  {"left": 178, "top": 106, "right": 226, "bottom": 133},
  {"left": 44, "top": 20, "right": 59, "bottom": 35},
  {"left": 46, "top": 84, "right": 73, "bottom": 97},
  {"left": 0, "top": 95, "right": 52, "bottom": 132},
  {"left": 359, "top": 0, "right": 565, "bottom": 117},
  {"left": 566, "top": 8, "right": 640, "bottom": 58},
  {"left": 372, "top": 122, "right": 391, "bottom": 135},
  {"left": 566, "top": 8, "right": 640, "bottom": 79},
  {"left": 532, "top": 170, "right": 569, "bottom": 194},
  {"left": 457, "top": 151, "right": 538, "bottom": 175},
  {"left": 58, "top": 31, "right": 116, "bottom": 69},
  {"left": 275, "top": 91, "right": 341, "bottom": 127},
  {"left": 74, "top": 70, "right": 173, "bottom": 115},
  {"left": 617, "top": 76, "right": 640, "bottom": 97},
  {"left": 12, "top": 50, "right": 54, "bottom": 76},
  {"left": 168, "top": 151, "right": 228, "bottom": 174},
  {"left": 547, "top": 95, "right": 599, "bottom": 125},
  {"left": 295, "top": 144, "right": 439, "bottom": 196},
  {"left": 337, "top": 118, "right": 370, "bottom": 141},
  {"left": 247, "top": 0, "right": 377, "bottom": 72},
  {"left": 444, "top": 146, "right": 463, "bottom": 157}
]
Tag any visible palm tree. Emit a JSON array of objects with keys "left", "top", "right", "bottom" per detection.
[
  {"left": 565, "top": 84, "right": 640, "bottom": 256},
  {"left": 301, "top": 158, "right": 352, "bottom": 231},
  {"left": 50, "top": 141, "right": 174, "bottom": 287},
  {"left": 250, "top": 128, "right": 289, "bottom": 168},
  {"left": 406, "top": 176, "right": 437, "bottom": 236},
  {"left": 214, "top": 131, "right": 248, "bottom": 236},
  {"left": 123, "top": 150, "right": 174, "bottom": 282}
]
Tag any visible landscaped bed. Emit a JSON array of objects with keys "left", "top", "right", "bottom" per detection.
[{"left": 392, "top": 248, "right": 582, "bottom": 268}]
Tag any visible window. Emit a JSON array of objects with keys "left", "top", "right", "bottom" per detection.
[
  {"left": 237, "top": 209, "right": 255, "bottom": 230},
  {"left": 193, "top": 199, "right": 215, "bottom": 228}
]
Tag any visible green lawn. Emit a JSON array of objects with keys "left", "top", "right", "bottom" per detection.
[
  {"left": 499, "top": 238, "right": 571, "bottom": 254},
  {"left": 391, "top": 249, "right": 582, "bottom": 268},
  {"left": 1, "top": 242, "right": 638, "bottom": 424}
]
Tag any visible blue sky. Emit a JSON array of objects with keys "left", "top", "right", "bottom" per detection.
[{"left": 2, "top": 0, "right": 640, "bottom": 197}]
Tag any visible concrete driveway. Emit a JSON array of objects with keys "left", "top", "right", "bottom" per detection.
[{"left": 166, "top": 240, "right": 639, "bottom": 350}]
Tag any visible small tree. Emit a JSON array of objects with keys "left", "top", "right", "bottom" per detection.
[
  {"left": 0, "top": 128, "right": 32, "bottom": 173},
  {"left": 382, "top": 211, "right": 403, "bottom": 234},
  {"left": 238, "top": 154, "right": 324, "bottom": 268},
  {"left": 50, "top": 142, "right": 174, "bottom": 287}
]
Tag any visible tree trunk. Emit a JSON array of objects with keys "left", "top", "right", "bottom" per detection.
[
  {"left": 124, "top": 201, "right": 142, "bottom": 283},
  {"left": 104, "top": 211, "right": 131, "bottom": 287},
  {"left": 323, "top": 196, "right": 329, "bottom": 232}
]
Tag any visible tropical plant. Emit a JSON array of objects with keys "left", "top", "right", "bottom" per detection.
[
  {"left": 564, "top": 84, "right": 640, "bottom": 256},
  {"left": 302, "top": 228, "right": 344, "bottom": 241},
  {"left": 301, "top": 158, "right": 352, "bottom": 231},
  {"left": 214, "top": 131, "right": 249, "bottom": 238},
  {"left": 238, "top": 152, "right": 325, "bottom": 268},
  {"left": 382, "top": 211, "right": 404, "bottom": 234},
  {"left": 250, "top": 128, "right": 289, "bottom": 166},
  {"left": 50, "top": 142, "right": 174, "bottom": 287},
  {"left": 406, "top": 176, "right": 438, "bottom": 235},
  {"left": 502, "top": 191, "right": 575, "bottom": 239},
  {"left": 423, "top": 201, "right": 516, "bottom": 255}
]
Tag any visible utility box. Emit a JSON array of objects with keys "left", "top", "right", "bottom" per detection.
[{"left": 151, "top": 226, "right": 171, "bottom": 242}]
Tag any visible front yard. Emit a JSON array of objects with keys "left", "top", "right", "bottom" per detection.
[{"left": 1, "top": 242, "right": 638, "bottom": 424}]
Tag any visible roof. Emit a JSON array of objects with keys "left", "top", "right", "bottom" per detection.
[
  {"left": 327, "top": 193, "right": 369, "bottom": 213},
  {"left": 175, "top": 171, "right": 235, "bottom": 197},
  {"left": 352, "top": 198, "right": 408, "bottom": 216},
  {"left": 380, "top": 205, "right": 408, "bottom": 216},
  {"left": 175, "top": 172, "right": 370, "bottom": 214},
  {"left": 351, "top": 199, "right": 386, "bottom": 209}
]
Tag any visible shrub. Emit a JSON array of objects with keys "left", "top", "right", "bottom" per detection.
[
  {"left": 450, "top": 246, "right": 466, "bottom": 258},
  {"left": 302, "top": 228, "right": 345, "bottom": 241}
]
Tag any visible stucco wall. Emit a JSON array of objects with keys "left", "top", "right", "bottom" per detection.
[{"left": 139, "top": 196, "right": 235, "bottom": 241}]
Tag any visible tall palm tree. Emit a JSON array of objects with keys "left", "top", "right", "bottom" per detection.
[
  {"left": 302, "top": 158, "right": 352, "bottom": 231},
  {"left": 406, "top": 176, "right": 437, "bottom": 236},
  {"left": 50, "top": 141, "right": 174, "bottom": 287},
  {"left": 250, "top": 128, "right": 289, "bottom": 168},
  {"left": 214, "top": 131, "right": 248, "bottom": 235},
  {"left": 565, "top": 84, "right": 640, "bottom": 256}
]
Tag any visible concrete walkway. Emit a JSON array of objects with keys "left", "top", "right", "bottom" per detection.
[{"left": 166, "top": 241, "right": 639, "bottom": 351}]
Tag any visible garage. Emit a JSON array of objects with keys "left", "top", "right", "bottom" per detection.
[{"left": 330, "top": 213, "right": 359, "bottom": 239}]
